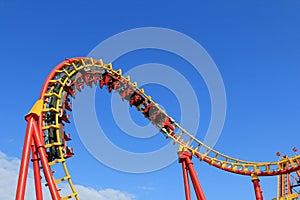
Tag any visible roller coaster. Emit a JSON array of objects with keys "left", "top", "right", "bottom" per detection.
[{"left": 15, "top": 58, "right": 300, "bottom": 200}]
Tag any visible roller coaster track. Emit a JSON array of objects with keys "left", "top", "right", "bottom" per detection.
[{"left": 16, "top": 57, "right": 300, "bottom": 200}]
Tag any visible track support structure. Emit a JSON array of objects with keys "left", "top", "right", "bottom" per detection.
[
  {"left": 16, "top": 100, "right": 60, "bottom": 200},
  {"left": 252, "top": 174, "right": 264, "bottom": 200},
  {"left": 179, "top": 150, "right": 206, "bottom": 200}
]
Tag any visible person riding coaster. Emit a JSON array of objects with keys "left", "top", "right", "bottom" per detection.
[
  {"left": 129, "top": 92, "right": 145, "bottom": 107},
  {"left": 44, "top": 112, "right": 56, "bottom": 125},
  {"left": 161, "top": 117, "right": 175, "bottom": 133},
  {"left": 79, "top": 67, "right": 92, "bottom": 87},
  {"left": 141, "top": 101, "right": 154, "bottom": 118},
  {"left": 64, "top": 97, "right": 72, "bottom": 111},
  {"left": 46, "top": 127, "right": 60, "bottom": 162},
  {"left": 152, "top": 111, "right": 166, "bottom": 126},
  {"left": 48, "top": 82, "right": 63, "bottom": 108},
  {"left": 63, "top": 146, "right": 74, "bottom": 159},
  {"left": 100, "top": 71, "right": 119, "bottom": 92},
  {"left": 121, "top": 86, "right": 135, "bottom": 101},
  {"left": 47, "top": 124, "right": 74, "bottom": 162},
  {"left": 53, "top": 83, "right": 62, "bottom": 94},
  {"left": 141, "top": 102, "right": 175, "bottom": 133},
  {"left": 92, "top": 72, "right": 103, "bottom": 85},
  {"left": 75, "top": 76, "right": 85, "bottom": 92},
  {"left": 64, "top": 79, "right": 76, "bottom": 98},
  {"left": 115, "top": 79, "right": 128, "bottom": 92},
  {"left": 84, "top": 73, "right": 94, "bottom": 88},
  {"left": 63, "top": 131, "right": 72, "bottom": 141},
  {"left": 59, "top": 108, "right": 70, "bottom": 124}
]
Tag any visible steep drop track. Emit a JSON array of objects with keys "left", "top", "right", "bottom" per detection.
[{"left": 18, "top": 58, "right": 300, "bottom": 199}]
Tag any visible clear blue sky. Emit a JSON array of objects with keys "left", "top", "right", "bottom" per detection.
[{"left": 0, "top": 0, "right": 300, "bottom": 199}]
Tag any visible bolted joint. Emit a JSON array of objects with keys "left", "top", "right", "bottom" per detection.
[
  {"left": 178, "top": 149, "right": 193, "bottom": 164},
  {"left": 25, "top": 99, "right": 44, "bottom": 121},
  {"left": 251, "top": 174, "right": 259, "bottom": 181}
]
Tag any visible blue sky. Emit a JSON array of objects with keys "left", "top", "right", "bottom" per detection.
[{"left": 1, "top": 0, "right": 300, "bottom": 199}]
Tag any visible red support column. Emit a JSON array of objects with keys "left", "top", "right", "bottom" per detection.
[
  {"left": 31, "top": 116, "right": 60, "bottom": 200},
  {"left": 181, "top": 159, "right": 191, "bottom": 200},
  {"left": 185, "top": 154, "right": 206, "bottom": 200},
  {"left": 179, "top": 151, "right": 206, "bottom": 200},
  {"left": 16, "top": 117, "right": 34, "bottom": 200},
  {"left": 287, "top": 173, "right": 291, "bottom": 195},
  {"left": 252, "top": 174, "right": 264, "bottom": 200},
  {"left": 31, "top": 141, "right": 43, "bottom": 200},
  {"left": 282, "top": 174, "right": 285, "bottom": 197}
]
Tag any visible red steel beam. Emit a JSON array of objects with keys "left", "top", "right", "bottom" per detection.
[
  {"left": 252, "top": 175, "right": 264, "bottom": 200},
  {"left": 15, "top": 116, "right": 34, "bottom": 200},
  {"left": 31, "top": 141, "right": 43, "bottom": 200},
  {"left": 185, "top": 156, "right": 206, "bottom": 200},
  {"left": 31, "top": 116, "right": 60, "bottom": 200},
  {"left": 181, "top": 159, "right": 191, "bottom": 200}
]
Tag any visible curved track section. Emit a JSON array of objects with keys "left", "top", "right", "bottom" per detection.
[{"left": 38, "top": 57, "right": 300, "bottom": 199}]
